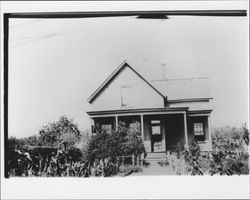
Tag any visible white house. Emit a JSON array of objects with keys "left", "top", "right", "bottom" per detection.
[{"left": 87, "top": 61, "right": 213, "bottom": 153}]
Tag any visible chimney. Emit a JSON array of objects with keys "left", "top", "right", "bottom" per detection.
[{"left": 161, "top": 63, "right": 167, "bottom": 82}]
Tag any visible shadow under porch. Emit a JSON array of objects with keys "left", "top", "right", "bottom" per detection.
[{"left": 91, "top": 113, "right": 191, "bottom": 153}]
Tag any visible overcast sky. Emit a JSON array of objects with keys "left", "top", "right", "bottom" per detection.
[{"left": 5, "top": 2, "right": 249, "bottom": 138}]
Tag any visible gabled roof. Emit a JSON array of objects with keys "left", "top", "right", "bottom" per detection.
[
  {"left": 151, "top": 77, "right": 212, "bottom": 100},
  {"left": 87, "top": 60, "right": 165, "bottom": 103}
]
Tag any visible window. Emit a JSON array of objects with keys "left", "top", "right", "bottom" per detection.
[
  {"left": 193, "top": 122, "right": 204, "bottom": 141},
  {"left": 101, "top": 124, "right": 112, "bottom": 134},
  {"left": 151, "top": 120, "right": 161, "bottom": 125},
  {"left": 151, "top": 120, "right": 161, "bottom": 135},
  {"left": 194, "top": 123, "right": 204, "bottom": 135},
  {"left": 121, "top": 85, "right": 132, "bottom": 107},
  {"left": 152, "top": 126, "right": 161, "bottom": 135}
]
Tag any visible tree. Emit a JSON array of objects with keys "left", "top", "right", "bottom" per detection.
[
  {"left": 39, "top": 116, "right": 81, "bottom": 147},
  {"left": 22, "top": 135, "right": 42, "bottom": 146},
  {"left": 74, "top": 129, "right": 91, "bottom": 161},
  {"left": 242, "top": 123, "right": 249, "bottom": 145},
  {"left": 86, "top": 122, "right": 145, "bottom": 164}
]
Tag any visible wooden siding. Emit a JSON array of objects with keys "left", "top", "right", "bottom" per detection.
[{"left": 89, "top": 66, "right": 164, "bottom": 111}]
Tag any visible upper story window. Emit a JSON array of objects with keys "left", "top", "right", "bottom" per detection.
[
  {"left": 193, "top": 122, "right": 205, "bottom": 141},
  {"left": 121, "top": 85, "right": 132, "bottom": 107}
]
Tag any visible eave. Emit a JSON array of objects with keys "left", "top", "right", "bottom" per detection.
[
  {"left": 168, "top": 98, "right": 213, "bottom": 103},
  {"left": 188, "top": 110, "right": 213, "bottom": 116},
  {"left": 87, "top": 60, "right": 166, "bottom": 104},
  {"left": 87, "top": 107, "right": 189, "bottom": 116}
]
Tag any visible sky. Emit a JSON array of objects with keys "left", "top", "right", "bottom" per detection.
[{"left": 5, "top": 2, "right": 249, "bottom": 138}]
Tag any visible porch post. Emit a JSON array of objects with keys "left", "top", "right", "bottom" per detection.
[
  {"left": 208, "top": 115, "right": 212, "bottom": 141},
  {"left": 184, "top": 112, "right": 188, "bottom": 147},
  {"left": 90, "top": 117, "right": 93, "bottom": 135},
  {"left": 140, "top": 114, "right": 144, "bottom": 141},
  {"left": 115, "top": 115, "right": 118, "bottom": 131}
]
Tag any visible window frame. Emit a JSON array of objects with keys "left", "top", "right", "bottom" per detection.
[
  {"left": 101, "top": 123, "right": 113, "bottom": 134},
  {"left": 193, "top": 122, "right": 205, "bottom": 141},
  {"left": 121, "top": 85, "right": 132, "bottom": 107}
]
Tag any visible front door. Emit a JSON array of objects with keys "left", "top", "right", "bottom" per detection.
[{"left": 150, "top": 120, "right": 164, "bottom": 152}]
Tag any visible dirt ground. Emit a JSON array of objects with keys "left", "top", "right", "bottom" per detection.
[{"left": 130, "top": 161, "right": 176, "bottom": 176}]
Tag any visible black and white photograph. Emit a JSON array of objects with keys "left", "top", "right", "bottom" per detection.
[{"left": 1, "top": 1, "right": 249, "bottom": 199}]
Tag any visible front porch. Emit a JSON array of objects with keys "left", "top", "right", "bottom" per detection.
[{"left": 87, "top": 108, "right": 212, "bottom": 152}]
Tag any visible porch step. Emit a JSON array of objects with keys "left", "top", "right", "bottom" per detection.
[{"left": 145, "top": 152, "right": 167, "bottom": 162}]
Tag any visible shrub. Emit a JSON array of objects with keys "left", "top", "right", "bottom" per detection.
[
  {"left": 39, "top": 115, "right": 81, "bottom": 146},
  {"left": 242, "top": 123, "right": 249, "bottom": 145},
  {"left": 181, "top": 142, "right": 203, "bottom": 175},
  {"left": 67, "top": 146, "right": 83, "bottom": 162},
  {"left": 212, "top": 124, "right": 248, "bottom": 152},
  {"left": 209, "top": 124, "right": 249, "bottom": 175},
  {"left": 86, "top": 123, "right": 146, "bottom": 165},
  {"left": 209, "top": 151, "right": 249, "bottom": 175}
]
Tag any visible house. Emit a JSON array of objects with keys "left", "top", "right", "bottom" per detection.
[{"left": 87, "top": 61, "right": 213, "bottom": 152}]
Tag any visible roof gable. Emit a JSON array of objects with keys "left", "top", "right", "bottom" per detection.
[{"left": 88, "top": 61, "right": 165, "bottom": 103}]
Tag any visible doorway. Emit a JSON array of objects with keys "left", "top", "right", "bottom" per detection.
[{"left": 150, "top": 120, "right": 165, "bottom": 152}]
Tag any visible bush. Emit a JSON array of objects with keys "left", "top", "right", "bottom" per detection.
[
  {"left": 212, "top": 124, "right": 248, "bottom": 152},
  {"left": 168, "top": 139, "right": 249, "bottom": 176},
  {"left": 39, "top": 115, "right": 81, "bottom": 146},
  {"left": 181, "top": 142, "right": 203, "bottom": 175},
  {"left": 67, "top": 146, "right": 83, "bottom": 162},
  {"left": 208, "top": 124, "right": 249, "bottom": 175},
  {"left": 209, "top": 151, "right": 249, "bottom": 175},
  {"left": 86, "top": 123, "right": 146, "bottom": 165}
]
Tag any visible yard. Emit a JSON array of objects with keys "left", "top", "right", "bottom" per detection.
[{"left": 7, "top": 116, "right": 249, "bottom": 177}]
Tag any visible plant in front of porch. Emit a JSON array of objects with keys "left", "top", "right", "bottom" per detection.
[
  {"left": 160, "top": 124, "right": 249, "bottom": 176},
  {"left": 86, "top": 122, "right": 146, "bottom": 176}
]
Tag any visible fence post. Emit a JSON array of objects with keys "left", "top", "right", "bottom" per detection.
[
  {"left": 100, "top": 159, "right": 104, "bottom": 177},
  {"left": 116, "top": 157, "right": 119, "bottom": 172},
  {"left": 132, "top": 154, "right": 135, "bottom": 166},
  {"left": 122, "top": 156, "right": 125, "bottom": 174},
  {"left": 67, "top": 165, "right": 69, "bottom": 177},
  {"left": 140, "top": 154, "right": 143, "bottom": 167}
]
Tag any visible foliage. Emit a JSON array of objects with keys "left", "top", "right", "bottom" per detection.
[
  {"left": 74, "top": 129, "right": 91, "bottom": 161},
  {"left": 212, "top": 124, "right": 248, "bottom": 152},
  {"left": 171, "top": 125, "right": 250, "bottom": 176},
  {"left": 181, "top": 142, "right": 203, "bottom": 175},
  {"left": 39, "top": 115, "right": 81, "bottom": 147},
  {"left": 67, "top": 146, "right": 83, "bottom": 162},
  {"left": 8, "top": 137, "right": 25, "bottom": 150},
  {"left": 209, "top": 151, "right": 249, "bottom": 175},
  {"left": 9, "top": 151, "right": 91, "bottom": 177},
  {"left": 208, "top": 124, "right": 249, "bottom": 175},
  {"left": 22, "top": 135, "right": 42, "bottom": 146},
  {"left": 7, "top": 137, "right": 25, "bottom": 176},
  {"left": 242, "top": 123, "right": 249, "bottom": 145},
  {"left": 91, "top": 158, "right": 118, "bottom": 177},
  {"left": 86, "top": 122, "right": 146, "bottom": 164}
]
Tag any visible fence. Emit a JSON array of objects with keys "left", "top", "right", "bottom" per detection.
[
  {"left": 116, "top": 154, "right": 144, "bottom": 175},
  {"left": 93, "top": 154, "right": 144, "bottom": 177}
]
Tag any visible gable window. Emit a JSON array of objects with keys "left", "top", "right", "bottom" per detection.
[
  {"left": 193, "top": 122, "right": 205, "bottom": 141},
  {"left": 121, "top": 85, "right": 132, "bottom": 107}
]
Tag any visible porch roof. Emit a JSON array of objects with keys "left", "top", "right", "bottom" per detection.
[
  {"left": 188, "top": 109, "right": 212, "bottom": 116},
  {"left": 87, "top": 107, "right": 189, "bottom": 116}
]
